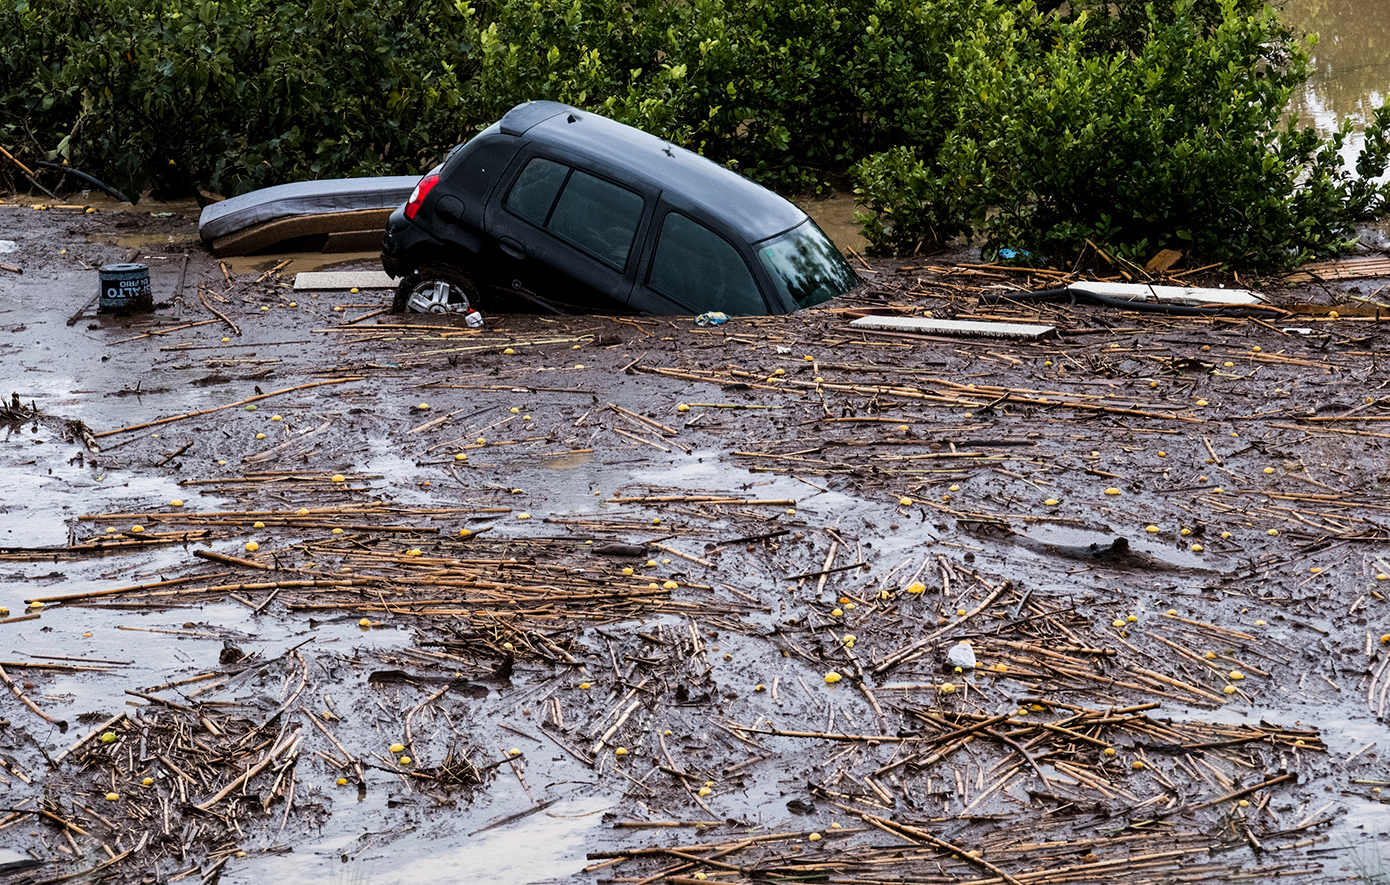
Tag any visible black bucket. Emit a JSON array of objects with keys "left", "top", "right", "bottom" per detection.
[{"left": 98, "top": 263, "right": 153, "bottom": 314}]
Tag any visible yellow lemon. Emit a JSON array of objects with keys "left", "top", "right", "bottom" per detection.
[
  {"left": 390, "top": 743, "right": 405, "bottom": 753},
  {"left": 245, "top": 541, "right": 260, "bottom": 552},
  {"left": 824, "top": 671, "right": 842, "bottom": 684},
  {"left": 170, "top": 499, "right": 184, "bottom": 507}
]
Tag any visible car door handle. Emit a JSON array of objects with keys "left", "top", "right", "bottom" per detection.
[{"left": 499, "top": 237, "right": 526, "bottom": 260}]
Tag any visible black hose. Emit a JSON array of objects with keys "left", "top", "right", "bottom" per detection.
[
  {"left": 35, "top": 161, "right": 132, "bottom": 204},
  {"left": 981, "top": 286, "right": 1284, "bottom": 317}
]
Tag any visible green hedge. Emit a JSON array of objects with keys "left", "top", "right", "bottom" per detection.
[{"left": 1, "top": 0, "right": 1386, "bottom": 268}]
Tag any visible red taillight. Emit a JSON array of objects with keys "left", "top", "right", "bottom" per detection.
[{"left": 404, "top": 173, "right": 440, "bottom": 220}]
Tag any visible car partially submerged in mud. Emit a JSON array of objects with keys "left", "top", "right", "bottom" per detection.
[{"left": 381, "top": 101, "right": 861, "bottom": 316}]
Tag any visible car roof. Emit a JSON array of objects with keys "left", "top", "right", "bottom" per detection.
[{"left": 500, "top": 101, "right": 807, "bottom": 242}]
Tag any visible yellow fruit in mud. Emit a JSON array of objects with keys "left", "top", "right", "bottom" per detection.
[
  {"left": 510, "top": 407, "right": 520, "bottom": 414},
  {"left": 509, "top": 748, "right": 521, "bottom": 756},
  {"left": 29, "top": 601, "right": 43, "bottom": 610},
  {"left": 170, "top": 500, "right": 184, "bottom": 507},
  {"left": 1145, "top": 525, "right": 1159, "bottom": 533},
  {"left": 831, "top": 608, "right": 843, "bottom": 617},
  {"left": 1191, "top": 544, "right": 1204, "bottom": 552},
  {"left": 476, "top": 437, "right": 486, "bottom": 445},
  {"left": 579, "top": 683, "right": 591, "bottom": 690},
  {"left": 253, "top": 521, "right": 265, "bottom": 528},
  {"left": 939, "top": 682, "right": 956, "bottom": 693},
  {"left": 1229, "top": 670, "right": 1244, "bottom": 680},
  {"left": 698, "top": 786, "right": 712, "bottom": 796},
  {"left": 899, "top": 496, "right": 913, "bottom": 506},
  {"left": 0, "top": 608, "right": 8, "bottom": 618},
  {"left": 131, "top": 525, "right": 144, "bottom": 533},
  {"left": 1044, "top": 498, "right": 1058, "bottom": 506},
  {"left": 100, "top": 732, "right": 117, "bottom": 744},
  {"left": 1131, "top": 760, "right": 1145, "bottom": 770},
  {"left": 406, "top": 549, "right": 422, "bottom": 557},
  {"left": 390, "top": 743, "right": 405, "bottom": 753},
  {"left": 271, "top": 414, "right": 282, "bottom": 421},
  {"left": 245, "top": 541, "right": 259, "bottom": 552},
  {"left": 399, "top": 756, "right": 411, "bottom": 765},
  {"left": 417, "top": 403, "right": 430, "bottom": 411},
  {"left": 663, "top": 580, "right": 678, "bottom": 590},
  {"left": 142, "top": 777, "right": 154, "bottom": 786},
  {"left": 332, "top": 528, "right": 343, "bottom": 534},
  {"left": 824, "top": 671, "right": 842, "bottom": 684},
  {"left": 907, "top": 581, "right": 926, "bottom": 595},
  {"left": 614, "top": 747, "right": 628, "bottom": 756},
  {"left": 337, "top": 777, "right": 348, "bottom": 785},
  {"left": 106, "top": 793, "right": 119, "bottom": 801},
  {"left": 1103, "top": 747, "right": 1115, "bottom": 757},
  {"left": 1112, "top": 619, "right": 1126, "bottom": 628},
  {"left": 1195, "top": 399, "right": 1208, "bottom": 406},
  {"left": 331, "top": 474, "right": 345, "bottom": 482},
  {"left": 255, "top": 432, "right": 266, "bottom": 440},
  {"left": 503, "top": 348, "right": 516, "bottom": 355},
  {"left": 808, "top": 832, "right": 822, "bottom": 841},
  {"left": 1104, "top": 487, "right": 1120, "bottom": 495},
  {"left": 1267, "top": 529, "right": 1279, "bottom": 536},
  {"left": 773, "top": 368, "right": 785, "bottom": 376},
  {"left": 221, "top": 337, "right": 230, "bottom": 343},
  {"left": 517, "top": 513, "right": 531, "bottom": 520},
  {"left": 677, "top": 403, "right": 690, "bottom": 412}
]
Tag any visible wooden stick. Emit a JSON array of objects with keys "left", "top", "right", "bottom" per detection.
[
  {"left": 92, "top": 377, "right": 359, "bottom": 437},
  {"left": 0, "top": 663, "right": 63, "bottom": 726},
  {"left": 199, "top": 283, "right": 240, "bottom": 336}
]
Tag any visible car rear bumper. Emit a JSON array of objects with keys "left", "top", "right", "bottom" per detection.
[{"left": 380, "top": 205, "right": 444, "bottom": 279}]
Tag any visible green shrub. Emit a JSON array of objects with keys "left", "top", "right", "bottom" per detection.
[{"left": 851, "top": 0, "right": 1390, "bottom": 268}]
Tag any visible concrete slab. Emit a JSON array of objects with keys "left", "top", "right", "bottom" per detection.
[
  {"left": 850, "top": 315, "right": 1055, "bottom": 339},
  {"left": 293, "top": 270, "right": 399, "bottom": 291}
]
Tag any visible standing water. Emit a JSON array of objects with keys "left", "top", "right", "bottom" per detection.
[{"left": 1283, "top": 0, "right": 1390, "bottom": 148}]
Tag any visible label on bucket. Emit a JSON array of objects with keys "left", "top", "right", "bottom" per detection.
[{"left": 98, "top": 263, "right": 153, "bottom": 313}]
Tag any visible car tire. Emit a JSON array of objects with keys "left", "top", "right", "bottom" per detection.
[{"left": 392, "top": 266, "right": 482, "bottom": 314}]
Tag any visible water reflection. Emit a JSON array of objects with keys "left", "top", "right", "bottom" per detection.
[{"left": 1283, "top": 0, "right": 1390, "bottom": 133}]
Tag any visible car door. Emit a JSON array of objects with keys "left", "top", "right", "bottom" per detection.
[
  {"left": 627, "top": 201, "right": 774, "bottom": 316},
  {"left": 484, "top": 153, "right": 648, "bottom": 312}
]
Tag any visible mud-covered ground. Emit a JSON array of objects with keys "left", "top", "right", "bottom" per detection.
[{"left": 1, "top": 195, "right": 1389, "bottom": 885}]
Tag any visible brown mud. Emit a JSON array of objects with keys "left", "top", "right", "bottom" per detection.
[{"left": 1, "top": 195, "right": 1389, "bottom": 885}]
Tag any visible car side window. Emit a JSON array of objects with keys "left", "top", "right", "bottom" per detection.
[
  {"left": 547, "top": 170, "right": 644, "bottom": 270},
  {"left": 505, "top": 157, "right": 568, "bottom": 226},
  {"left": 648, "top": 212, "right": 765, "bottom": 315}
]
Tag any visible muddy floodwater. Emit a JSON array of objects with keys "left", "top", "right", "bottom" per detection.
[{"left": 1, "top": 192, "right": 1389, "bottom": 885}]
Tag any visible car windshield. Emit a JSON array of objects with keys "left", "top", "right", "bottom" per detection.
[{"left": 755, "top": 220, "right": 860, "bottom": 310}]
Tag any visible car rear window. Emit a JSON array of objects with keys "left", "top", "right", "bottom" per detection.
[
  {"left": 648, "top": 212, "right": 765, "bottom": 315},
  {"left": 450, "top": 139, "right": 520, "bottom": 203},
  {"left": 547, "top": 170, "right": 644, "bottom": 269},
  {"left": 755, "top": 220, "right": 860, "bottom": 309},
  {"left": 505, "top": 157, "right": 568, "bottom": 226}
]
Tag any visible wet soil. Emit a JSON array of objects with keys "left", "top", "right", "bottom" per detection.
[{"left": 2, "top": 194, "right": 1390, "bottom": 885}]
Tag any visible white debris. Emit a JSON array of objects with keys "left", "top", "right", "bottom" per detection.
[
  {"left": 0, "top": 240, "right": 16, "bottom": 254},
  {"left": 946, "top": 640, "right": 976, "bottom": 670}
]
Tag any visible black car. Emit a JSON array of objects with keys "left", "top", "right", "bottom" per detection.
[{"left": 381, "top": 101, "right": 861, "bottom": 316}]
